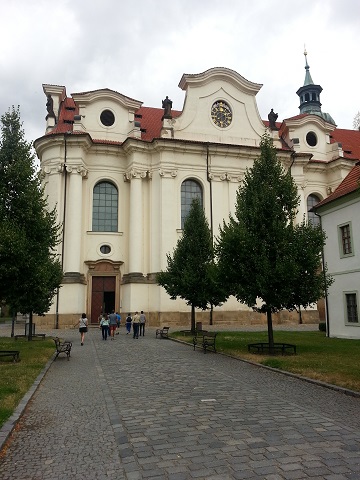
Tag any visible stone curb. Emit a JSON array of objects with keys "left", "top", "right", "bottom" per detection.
[
  {"left": 171, "top": 336, "right": 360, "bottom": 399},
  {"left": 0, "top": 353, "right": 56, "bottom": 452}
]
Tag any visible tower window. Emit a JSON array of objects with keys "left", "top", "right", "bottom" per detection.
[{"left": 306, "top": 131, "right": 317, "bottom": 147}]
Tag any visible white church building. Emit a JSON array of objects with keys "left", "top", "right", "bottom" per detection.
[{"left": 34, "top": 57, "right": 360, "bottom": 328}]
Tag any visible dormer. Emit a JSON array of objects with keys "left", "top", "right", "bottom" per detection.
[
  {"left": 71, "top": 89, "right": 143, "bottom": 143},
  {"left": 280, "top": 114, "right": 340, "bottom": 162}
]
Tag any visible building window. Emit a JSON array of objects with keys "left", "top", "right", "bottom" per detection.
[
  {"left": 92, "top": 181, "right": 118, "bottom": 232},
  {"left": 339, "top": 223, "right": 353, "bottom": 256},
  {"left": 181, "top": 179, "right": 203, "bottom": 229},
  {"left": 307, "top": 194, "right": 321, "bottom": 226},
  {"left": 345, "top": 293, "right": 359, "bottom": 324},
  {"left": 100, "top": 244, "right": 111, "bottom": 254},
  {"left": 100, "top": 109, "right": 115, "bottom": 127},
  {"left": 306, "top": 131, "right": 317, "bottom": 147}
]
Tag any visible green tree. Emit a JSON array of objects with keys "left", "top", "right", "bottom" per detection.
[
  {"left": 0, "top": 107, "right": 63, "bottom": 338},
  {"left": 157, "top": 198, "right": 226, "bottom": 333},
  {"left": 216, "top": 134, "right": 330, "bottom": 350},
  {"left": 290, "top": 221, "right": 333, "bottom": 323}
]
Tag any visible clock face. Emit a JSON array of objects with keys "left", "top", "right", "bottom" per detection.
[{"left": 211, "top": 101, "right": 232, "bottom": 128}]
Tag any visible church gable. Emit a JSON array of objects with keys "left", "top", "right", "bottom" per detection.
[{"left": 171, "top": 67, "right": 266, "bottom": 146}]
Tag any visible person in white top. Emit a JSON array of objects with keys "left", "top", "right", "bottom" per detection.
[{"left": 75, "top": 313, "right": 88, "bottom": 345}]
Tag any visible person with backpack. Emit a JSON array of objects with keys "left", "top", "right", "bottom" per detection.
[{"left": 125, "top": 313, "right": 132, "bottom": 334}]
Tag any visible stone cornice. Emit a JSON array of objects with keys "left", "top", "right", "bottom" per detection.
[
  {"left": 159, "top": 168, "right": 178, "bottom": 178},
  {"left": 178, "top": 67, "right": 263, "bottom": 96},
  {"left": 42, "top": 163, "right": 88, "bottom": 177},
  {"left": 123, "top": 168, "right": 151, "bottom": 181},
  {"left": 208, "top": 172, "right": 242, "bottom": 183}
]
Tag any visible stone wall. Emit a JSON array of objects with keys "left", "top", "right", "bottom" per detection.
[{"left": 34, "top": 308, "right": 319, "bottom": 329}]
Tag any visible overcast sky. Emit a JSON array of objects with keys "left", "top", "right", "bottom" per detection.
[{"left": 1, "top": 0, "right": 359, "bottom": 146}]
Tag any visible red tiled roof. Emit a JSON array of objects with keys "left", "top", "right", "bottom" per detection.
[
  {"left": 314, "top": 163, "right": 360, "bottom": 209},
  {"left": 46, "top": 96, "right": 360, "bottom": 163},
  {"left": 48, "top": 97, "right": 78, "bottom": 134},
  {"left": 135, "top": 106, "right": 182, "bottom": 141},
  {"left": 330, "top": 128, "right": 360, "bottom": 161}
]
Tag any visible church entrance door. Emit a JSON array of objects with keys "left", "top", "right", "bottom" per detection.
[{"left": 91, "top": 276, "right": 116, "bottom": 324}]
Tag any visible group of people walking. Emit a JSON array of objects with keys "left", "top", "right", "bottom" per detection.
[
  {"left": 125, "top": 311, "right": 146, "bottom": 338},
  {"left": 75, "top": 310, "right": 146, "bottom": 344},
  {"left": 99, "top": 310, "right": 120, "bottom": 340}
]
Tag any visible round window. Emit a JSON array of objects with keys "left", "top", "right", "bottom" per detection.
[
  {"left": 306, "top": 131, "right": 317, "bottom": 147},
  {"left": 100, "top": 110, "right": 115, "bottom": 127},
  {"left": 100, "top": 244, "right": 111, "bottom": 254}
]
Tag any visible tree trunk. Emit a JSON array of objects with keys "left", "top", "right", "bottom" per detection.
[
  {"left": 266, "top": 309, "right": 274, "bottom": 354},
  {"left": 28, "top": 311, "right": 33, "bottom": 341},
  {"left": 11, "top": 311, "right": 15, "bottom": 338},
  {"left": 191, "top": 304, "right": 196, "bottom": 333},
  {"left": 298, "top": 306, "right": 303, "bottom": 324}
]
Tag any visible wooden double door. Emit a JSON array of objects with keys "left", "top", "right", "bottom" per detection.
[{"left": 91, "top": 276, "right": 116, "bottom": 324}]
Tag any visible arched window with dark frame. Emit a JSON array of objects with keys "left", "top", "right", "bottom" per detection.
[
  {"left": 307, "top": 194, "right": 321, "bottom": 226},
  {"left": 92, "top": 181, "right": 118, "bottom": 232},
  {"left": 181, "top": 179, "right": 203, "bottom": 229}
]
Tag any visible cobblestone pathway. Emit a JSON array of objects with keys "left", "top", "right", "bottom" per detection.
[{"left": 0, "top": 326, "right": 359, "bottom": 479}]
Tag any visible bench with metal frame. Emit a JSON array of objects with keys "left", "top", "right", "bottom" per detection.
[
  {"left": 53, "top": 337, "right": 72, "bottom": 361},
  {"left": 193, "top": 332, "right": 217, "bottom": 354},
  {"left": 155, "top": 326, "right": 170, "bottom": 339},
  {"left": 0, "top": 350, "right": 20, "bottom": 362},
  {"left": 15, "top": 322, "right": 46, "bottom": 340}
]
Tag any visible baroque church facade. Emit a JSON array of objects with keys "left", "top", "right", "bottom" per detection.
[{"left": 34, "top": 57, "right": 360, "bottom": 328}]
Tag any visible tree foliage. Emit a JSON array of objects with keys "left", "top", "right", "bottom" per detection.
[
  {"left": 0, "top": 107, "right": 62, "bottom": 323},
  {"left": 216, "top": 133, "right": 331, "bottom": 348},
  {"left": 157, "top": 198, "right": 226, "bottom": 332},
  {"left": 353, "top": 111, "right": 360, "bottom": 130}
]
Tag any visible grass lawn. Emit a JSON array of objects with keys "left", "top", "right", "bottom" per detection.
[
  {"left": 0, "top": 337, "right": 54, "bottom": 428},
  {"left": 172, "top": 330, "right": 360, "bottom": 393}
]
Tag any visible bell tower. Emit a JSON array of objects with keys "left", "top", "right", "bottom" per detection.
[{"left": 296, "top": 49, "right": 323, "bottom": 116}]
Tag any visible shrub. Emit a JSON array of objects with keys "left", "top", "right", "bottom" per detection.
[{"left": 318, "top": 322, "right": 326, "bottom": 332}]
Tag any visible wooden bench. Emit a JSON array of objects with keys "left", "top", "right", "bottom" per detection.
[
  {"left": 0, "top": 350, "right": 20, "bottom": 362},
  {"left": 247, "top": 342, "right": 297, "bottom": 355},
  {"left": 53, "top": 337, "right": 72, "bottom": 361},
  {"left": 193, "top": 332, "right": 217, "bottom": 354},
  {"left": 156, "top": 326, "right": 170, "bottom": 339}
]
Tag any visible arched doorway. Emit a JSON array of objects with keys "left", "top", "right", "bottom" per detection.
[{"left": 85, "top": 260, "right": 122, "bottom": 323}]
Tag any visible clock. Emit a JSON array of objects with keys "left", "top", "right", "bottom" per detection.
[{"left": 211, "top": 101, "right": 232, "bottom": 128}]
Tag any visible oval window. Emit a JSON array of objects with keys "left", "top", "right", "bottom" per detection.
[
  {"left": 100, "top": 110, "right": 115, "bottom": 127},
  {"left": 306, "top": 131, "right": 317, "bottom": 147},
  {"left": 100, "top": 244, "right": 111, "bottom": 254}
]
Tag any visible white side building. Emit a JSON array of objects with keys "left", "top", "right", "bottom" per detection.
[{"left": 313, "top": 164, "right": 360, "bottom": 338}]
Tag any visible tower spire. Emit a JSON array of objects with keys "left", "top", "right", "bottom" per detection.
[
  {"left": 303, "top": 47, "right": 314, "bottom": 86},
  {"left": 296, "top": 49, "right": 336, "bottom": 124}
]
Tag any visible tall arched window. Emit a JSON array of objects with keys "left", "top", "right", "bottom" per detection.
[
  {"left": 92, "top": 181, "right": 118, "bottom": 232},
  {"left": 181, "top": 179, "right": 203, "bottom": 229},
  {"left": 307, "top": 194, "right": 321, "bottom": 226}
]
